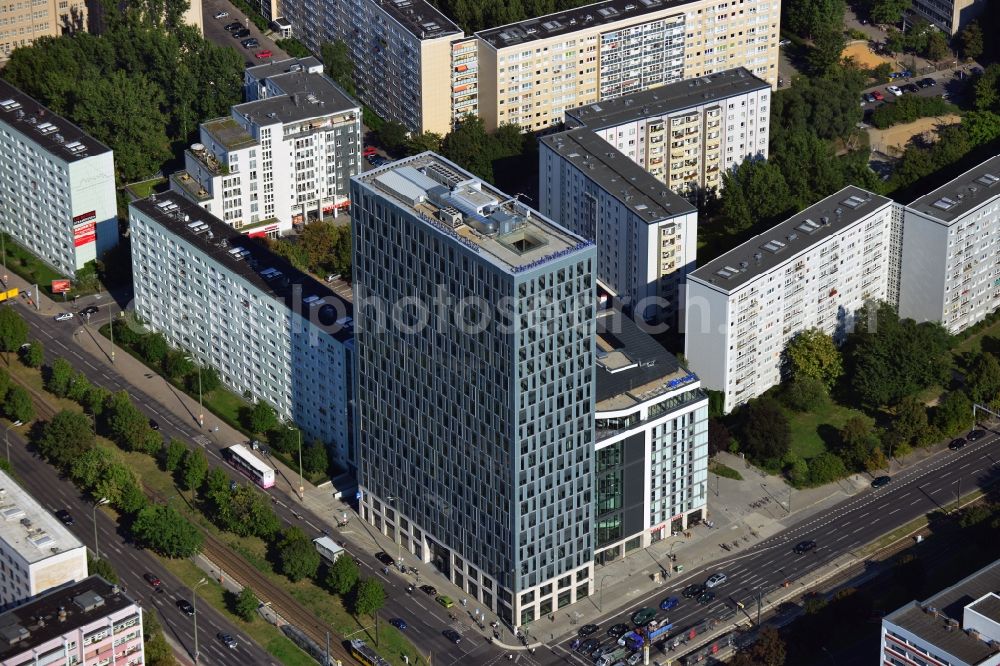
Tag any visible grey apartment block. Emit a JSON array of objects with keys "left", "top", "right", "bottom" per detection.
[{"left": 351, "top": 152, "right": 597, "bottom": 627}]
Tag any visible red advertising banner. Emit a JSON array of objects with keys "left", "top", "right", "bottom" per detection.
[
  {"left": 51, "top": 279, "right": 72, "bottom": 293},
  {"left": 73, "top": 210, "right": 97, "bottom": 248}
]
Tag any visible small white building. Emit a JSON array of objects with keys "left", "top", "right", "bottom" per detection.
[
  {"left": 129, "top": 195, "right": 356, "bottom": 471},
  {"left": 0, "top": 470, "right": 88, "bottom": 610},
  {"left": 313, "top": 535, "right": 345, "bottom": 564},
  {"left": 0, "top": 80, "right": 118, "bottom": 276},
  {"left": 685, "top": 186, "right": 897, "bottom": 413},
  {"left": 539, "top": 128, "right": 698, "bottom": 325},
  {"left": 899, "top": 156, "right": 1000, "bottom": 334},
  {"left": 172, "top": 58, "right": 361, "bottom": 236}
]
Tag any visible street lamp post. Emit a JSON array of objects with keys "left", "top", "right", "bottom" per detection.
[
  {"left": 4, "top": 422, "right": 14, "bottom": 465},
  {"left": 108, "top": 306, "right": 115, "bottom": 364},
  {"left": 193, "top": 577, "right": 209, "bottom": 663},
  {"left": 186, "top": 356, "right": 204, "bottom": 427},
  {"left": 288, "top": 426, "right": 303, "bottom": 500},
  {"left": 92, "top": 498, "right": 109, "bottom": 558}
]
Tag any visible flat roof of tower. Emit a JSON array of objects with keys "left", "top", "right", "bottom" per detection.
[
  {"left": 477, "top": 0, "right": 689, "bottom": 48},
  {"left": 234, "top": 73, "right": 360, "bottom": 126},
  {"left": 0, "top": 79, "right": 111, "bottom": 162},
  {"left": 0, "top": 470, "right": 85, "bottom": 565},
  {"left": 353, "top": 152, "right": 593, "bottom": 275},
  {"left": 540, "top": 128, "right": 696, "bottom": 224},
  {"left": 907, "top": 154, "right": 1000, "bottom": 224},
  {"left": 375, "top": 0, "right": 461, "bottom": 39},
  {"left": 565, "top": 68, "right": 771, "bottom": 129},
  {"left": 690, "top": 186, "right": 894, "bottom": 292}
]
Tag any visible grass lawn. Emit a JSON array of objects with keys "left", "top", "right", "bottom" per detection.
[
  {"left": 953, "top": 316, "right": 1000, "bottom": 356},
  {"left": 3, "top": 238, "right": 67, "bottom": 290},
  {"left": 786, "top": 400, "right": 863, "bottom": 461},
  {"left": 709, "top": 461, "right": 743, "bottom": 481},
  {"left": 126, "top": 177, "right": 167, "bottom": 200}
]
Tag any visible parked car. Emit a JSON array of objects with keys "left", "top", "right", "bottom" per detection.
[
  {"left": 871, "top": 90, "right": 885, "bottom": 101},
  {"left": 607, "top": 623, "right": 629, "bottom": 638},
  {"left": 232, "top": 28, "right": 250, "bottom": 39},
  {"left": 967, "top": 429, "right": 986, "bottom": 441},
  {"left": 949, "top": 437, "right": 967, "bottom": 450},
  {"left": 255, "top": 50, "right": 273, "bottom": 59},
  {"left": 705, "top": 573, "right": 727, "bottom": 588},
  {"left": 375, "top": 551, "right": 394, "bottom": 565},
  {"left": 682, "top": 583, "right": 706, "bottom": 598},
  {"left": 54, "top": 312, "right": 73, "bottom": 321},
  {"left": 579, "top": 624, "right": 599, "bottom": 636},
  {"left": 213, "top": 10, "right": 229, "bottom": 18},
  {"left": 659, "top": 596, "right": 680, "bottom": 611},
  {"left": 363, "top": 145, "right": 378, "bottom": 157},
  {"left": 863, "top": 92, "right": 876, "bottom": 103},
  {"left": 442, "top": 629, "right": 461, "bottom": 644},
  {"left": 419, "top": 585, "right": 437, "bottom": 595},
  {"left": 793, "top": 539, "right": 817, "bottom": 554},
  {"left": 389, "top": 618, "right": 407, "bottom": 630},
  {"left": 149, "top": 419, "right": 159, "bottom": 431},
  {"left": 872, "top": 475, "right": 892, "bottom": 488},
  {"left": 54, "top": 509, "right": 74, "bottom": 525},
  {"left": 887, "top": 85, "right": 903, "bottom": 96},
  {"left": 143, "top": 573, "right": 161, "bottom": 588},
  {"left": 578, "top": 638, "right": 599, "bottom": 652},
  {"left": 176, "top": 599, "right": 194, "bottom": 616},
  {"left": 435, "top": 595, "right": 454, "bottom": 608},
  {"left": 902, "top": 83, "right": 919, "bottom": 93},
  {"left": 779, "top": 38, "right": 791, "bottom": 46},
  {"left": 224, "top": 21, "right": 242, "bottom": 31},
  {"left": 917, "top": 77, "right": 936, "bottom": 88},
  {"left": 81, "top": 305, "right": 99, "bottom": 315},
  {"left": 241, "top": 38, "right": 259, "bottom": 48},
  {"left": 217, "top": 632, "right": 237, "bottom": 649}
]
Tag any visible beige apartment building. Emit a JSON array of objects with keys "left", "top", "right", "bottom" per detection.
[
  {"left": 475, "top": 0, "right": 780, "bottom": 131},
  {"left": 0, "top": 0, "right": 86, "bottom": 62}
]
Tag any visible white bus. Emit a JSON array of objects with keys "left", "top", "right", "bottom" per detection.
[{"left": 224, "top": 443, "right": 276, "bottom": 489}]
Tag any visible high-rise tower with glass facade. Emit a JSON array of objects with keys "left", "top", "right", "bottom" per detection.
[{"left": 351, "top": 153, "right": 597, "bottom": 627}]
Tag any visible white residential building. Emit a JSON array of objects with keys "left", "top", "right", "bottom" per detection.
[
  {"left": 539, "top": 128, "right": 698, "bottom": 324},
  {"left": 0, "top": 576, "right": 145, "bottom": 666},
  {"left": 593, "top": 306, "right": 708, "bottom": 564},
  {"left": 0, "top": 80, "right": 118, "bottom": 276},
  {"left": 881, "top": 559, "right": 1000, "bottom": 666},
  {"left": 171, "top": 59, "right": 361, "bottom": 237},
  {"left": 129, "top": 195, "right": 356, "bottom": 470},
  {"left": 899, "top": 156, "right": 1000, "bottom": 334},
  {"left": 562, "top": 68, "right": 772, "bottom": 197},
  {"left": 0, "top": 470, "right": 88, "bottom": 609},
  {"left": 685, "top": 187, "right": 896, "bottom": 414}
]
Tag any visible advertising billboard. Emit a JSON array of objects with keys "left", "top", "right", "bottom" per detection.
[
  {"left": 51, "top": 279, "right": 72, "bottom": 293},
  {"left": 72, "top": 210, "right": 97, "bottom": 247}
]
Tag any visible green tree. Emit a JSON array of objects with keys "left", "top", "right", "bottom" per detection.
[
  {"left": 4, "top": 386, "right": 34, "bottom": 424},
  {"left": 247, "top": 401, "right": 278, "bottom": 434},
  {"left": 352, "top": 577, "right": 386, "bottom": 617},
  {"left": 807, "top": 26, "right": 846, "bottom": 75},
  {"left": 0, "top": 307, "right": 28, "bottom": 360},
  {"left": 783, "top": 0, "right": 844, "bottom": 39},
  {"left": 932, "top": 391, "right": 973, "bottom": 437},
  {"left": 730, "top": 626, "right": 786, "bottom": 666},
  {"left": 270, "top": 426, "right": 300, "bottom": 455},
  {"left": 0, "top": 368, "right": 9, "bottom": 400},
  {"left": 785, "top": 454, "right": 810, "bottom": 486},
  {"left": 783, "top": 376, "right": 830, "bottom": 412},
  {"left": 302, "top": 439, "right": 329, "bottom": 475},
  {"left": 88, "top": 555, "right": 120, "bottom": 583},
  {"left": 405, "top": 131, "right": 444, "bottom": 155},
  {"left": 884, "top": 396, "right": 929, "bottom": 449},
  {"left": 179, "top": 447, "right": 209, "bottom": 492},
  {"left": 66, "top": 370, "right": 91, "bottom": 403},
  {"left": 924, "top": 30, "right": 950, "bottom": 61},
  {"left": 958, "top": 21, "right": 984, "bottom": 60},
  {"left": 82, "top": 385, "right": 111, "bottom": 418},
  {"left": 441, "top": 116, "right": 495, "bottom": 182},
  {"left": 965, "top": 351, "right": 1000, "bottom": 404},
  {"left": 138, "top": 333, "right": 168, "bottom": 365},
  {"left": 868, "top": 0, "right": 911, "bottom": 24},
  {"left": 377, "top": 121, "right": 409, "bottom": 154},
  {"left": 161, "top": 439, "right": 187, "bottom": 472},
  {"left": 105, "top": 390, "right": 158, "bottom": 453},
  {"left": 162, "top": 350, "right": 194, "bottom": 379},
  {"left": 837, "top": 415, "right": 881, "bottom": 471},
  {"left": 35, "top": 410, "right": 94, "bottom": 468},
  {"left": 132, "top": 503, "right": 202, "bottom": 558},
  {"left": 211, "top": 483, "right": 280, "bottom": 538},
  {"left": 783, "top": 329, "right": 843, "bottom": 388},
  {"left": 233, "top": 586, "right": 259, "bottom": 622},
  {"left": 320, "top": 40, "right": 356, "bottom": 97},
  {"left": 202, "top": 466, "right": 229, "bottom": 498},
  {"left": 275, "top": 527, "right": 321, "bottom": 582},
  {"left": 326, "top": 553, "right": 360, "bottom": 596},
  {"left": 808, "top": 451, "right": 848, "bottom": 484},
  {"left": 721, "top": 158, "right": 792, "bottom": 234},
  {"left": 44, "top": 358, "right": 74, "bottom": 397},
  {"left": 738, "top": 398, "right": 792, "bottom": 462},
  {"left": 20, "top": 341, "right": 43, "bottom": 368},
  {"left": 186, "top": 367, "right": 220, "bottom": 395}
]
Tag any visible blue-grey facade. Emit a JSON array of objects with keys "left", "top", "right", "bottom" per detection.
[{"left": 351, "top": 153, "right": 597, "bottom": 627}]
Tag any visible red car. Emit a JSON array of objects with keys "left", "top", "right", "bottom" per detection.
[
  {"left": 363, "top": 146, "right": 377, "bottom": 158},
  {"left": 255, "top": 50, "right": 272, "bottom": 59},
  {"left": 143, "top": 573, "right": 161, "bottom": 587},
  {"left": 871, "top": 90, "right": 885, "bottom": 102}
]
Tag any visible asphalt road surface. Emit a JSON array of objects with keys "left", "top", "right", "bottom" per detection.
[
  {"left": 20, "top": 300, "right": 514, "bottom": 665},
  {"left": 549, "top": 430, "right": 1000, "bottom": 665},
  {"left": 4, "top": 427, "right": 274, "bottom": 666}
]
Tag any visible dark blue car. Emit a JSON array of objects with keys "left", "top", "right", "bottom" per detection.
[{"left": 659, "top": 596, "right": 680, "bottom": 611}]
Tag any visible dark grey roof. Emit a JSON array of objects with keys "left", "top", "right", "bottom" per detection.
[
  {"left": 884, "top": 559, "right": 1000, "bottom": 665},
  {"left": 907, "top": 154, "right": 1000, "bottom": 223},
  {"left": 0, "top": 79, "right": 111, "bottom": 163},
  {"left": 235, "top": 73, "right": 360, "bottom": 125},
  {"left": 540, "top": 129, "right": 696, "bottom": 224},
  {"left": 689, "top": 186, "right": 893, "bottom": 293},
  {"left": 477, "top": 0, "right": 691, "bottom": 48},
  {"left": 130, "top": 195, "right": 353, "bottom": 343},
  {"left": 969, "top": 594, "right": 1000, "bottom": 623},
  {"left": 375, "top": 0, "right": 461, "bottom": 39},
  {"left": 0, "top": 577, "right": 136, "bottom": 660},
  {"left": 565, "top": 68, "right": 771, "bottom": 130},
  {"left": 595, "top": 307, "right": 691, "bottom": 404},
  {"left": 245, "top": 56, "right": 323, "bottom": 81}
]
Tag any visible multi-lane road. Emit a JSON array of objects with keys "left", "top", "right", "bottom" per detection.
[
  {"left": 16, "top": 298, "right": 517, "bottom": 665},
  {"left": 549, "top": 429, "right": 1000, "bottom": 664}
]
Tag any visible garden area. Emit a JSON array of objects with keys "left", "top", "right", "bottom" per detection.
[{"left": 713, "top": 302, "right": 994, "bottom": 489}]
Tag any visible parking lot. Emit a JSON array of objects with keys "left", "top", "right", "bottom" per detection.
[{"left": 200, "top": 0, "right": 287, "bottom": 65}]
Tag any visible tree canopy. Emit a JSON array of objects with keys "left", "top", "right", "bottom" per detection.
[
  {"left": 738, "top": 397, "right": 792, "bottom": 463},
  {"left": 352, "top": 577, "right": 386, "bottom": 617},
  {"left": 783, "top": 329, "right": 843, "bottom": 388},
  {"left": 782, "top": 0, "right": 844, "bottom": 39},
  {"left": 0, "top": 307, "right": 28, "bottom": 355},
  {"left": 275, "top": 527, "right": 320, "bottom": 582},
  {"left": 326, "top": 554, "right": 360, "bottom": 596},
  {"left": 132, "top": 503, "right": 202, "bottom": 558},
  {"left": 35, "top": 410, "right": 94, "bottom": 469}
]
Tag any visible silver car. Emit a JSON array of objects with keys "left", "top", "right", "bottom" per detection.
[{"left": 705, "top": 572, "right": 727, "bottom": 588}]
